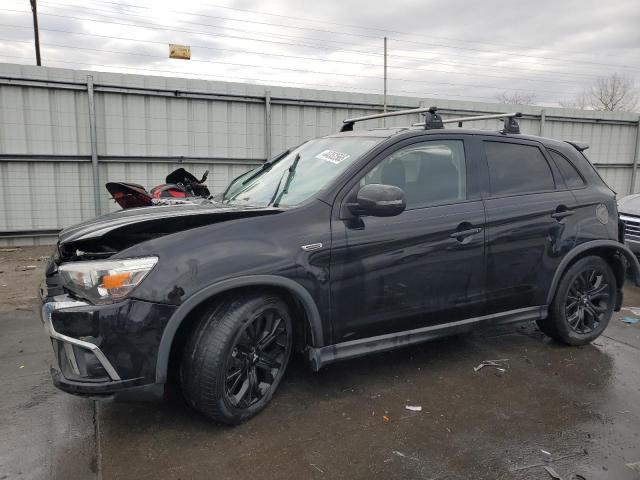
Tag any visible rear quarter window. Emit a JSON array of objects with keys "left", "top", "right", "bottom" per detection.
[
  {"left": 484, "top": 141, "right": 555, "bottom": 196},
  {"left": 548, "top": 149, "right": 585, "bottom": 188}
]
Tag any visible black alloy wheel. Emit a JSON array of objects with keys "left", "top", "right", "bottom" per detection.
[
  {"left": 565, "top": 268, "right": 611, "bottom": 334},
  {"left": 224, "top": 308, "right": 288, "bottom": 408},
  {"left": 181, "top": 293, "right": 293, "bottom": 424},
  {"left": 537, "top": 255, "right": 616, "bottom": 346}
]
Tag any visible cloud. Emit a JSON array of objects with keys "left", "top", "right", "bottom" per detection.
[{"left": 1, "top": 0, "right": 638, "bottom": 107}]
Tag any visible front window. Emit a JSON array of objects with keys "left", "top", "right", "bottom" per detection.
[
  {"left": 222, "top": 137, "right": 382, "bottom": 207},
  {"left": 361, "top": 140, "right": 467, "bottom": 209}
]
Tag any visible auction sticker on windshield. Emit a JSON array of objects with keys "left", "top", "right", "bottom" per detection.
[{"left": 316, "top": 150, "right": 351, "bottom": 164}]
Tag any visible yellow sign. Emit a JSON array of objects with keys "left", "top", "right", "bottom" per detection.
[{"left": 169, "top": 44, "right": 191, "bottom": 60}]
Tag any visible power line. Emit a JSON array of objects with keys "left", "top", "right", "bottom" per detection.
[
  {"left": 0, "top": 52, "right": 506, "bottom": 102},
  {"left": 36, "top": 1, "right": 611, "bottom": 80},
  {"left": 0, "top": 36, "right": 568, "bottom": 96},
  {"left": 85, "top": 0, "right": 635, "bottom": 62},
  {"left": 0, "top": 7, "right": 621, "bottom": 86},
  {"left": 0, "top": 37, "right": 576, "bottom": 95},
  {"left": 20, "top": 4, "right": 640, "bottom": 75},
  {"left": 6, "top": 5, "right": 625, "bottom": 82}
]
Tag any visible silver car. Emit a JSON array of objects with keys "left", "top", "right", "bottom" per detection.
[{"left": 618, "top": 194, "right": 640, "bottom": 254}]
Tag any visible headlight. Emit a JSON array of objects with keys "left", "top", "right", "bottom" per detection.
[{"left": 59, "top": 257, "right": 158, "bottom": 304}]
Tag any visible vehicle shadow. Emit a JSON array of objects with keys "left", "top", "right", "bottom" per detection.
[
  {"left": 96, "top": 321, "right": 619, "bottom": 479},
  {"left": 98, "top": 320, "right": 613, "bottom": 429}
]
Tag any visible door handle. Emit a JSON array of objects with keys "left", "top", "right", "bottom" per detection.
[
  {"left": 551, "top": 210, "right": 575, "bottom": 221},
  {"left": 450, "top": 227, "right": 483, "bottom": 240}
]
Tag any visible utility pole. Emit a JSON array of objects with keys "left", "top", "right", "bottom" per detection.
[
  {"left": 29, "top": 0, "right": 41, "bottom": 66},
  {"left": 383, "top": 36, "right": 387, "bottom": 113}
]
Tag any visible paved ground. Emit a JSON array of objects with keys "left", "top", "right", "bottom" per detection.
[{"left": 1, "top": 246, "right": 640, "bottom": 480}]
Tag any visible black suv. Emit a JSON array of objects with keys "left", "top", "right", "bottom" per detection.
[{"left": 41, "top": 108, "right": 640, "bottom": 424}]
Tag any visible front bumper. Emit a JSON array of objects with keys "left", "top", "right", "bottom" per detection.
[
  {"left": 41, "top": 294, "right": 177, "bottom": 398},
  {"left": 619, "top": 214, "right": 640, "bottom": 254},
  {"left": 625, "top": 238, "right": 640, "bottom": 255}
]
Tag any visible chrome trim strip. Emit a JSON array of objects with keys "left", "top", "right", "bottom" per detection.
[
  {"left": 63, "top": 343, "right": 81, "bottom": 375},
  {"left": 620, "top": 214, "right": 640, "bottom": 223},
  {"left": 41, "top": 300, "right": 121, "bottom": 381},
  {"left": 301, "top": 243, "right": 323, "bottom": 251}
]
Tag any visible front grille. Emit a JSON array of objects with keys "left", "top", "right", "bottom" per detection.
[{"left": 620, "top": 215, "right": 640, "bottom": 242}]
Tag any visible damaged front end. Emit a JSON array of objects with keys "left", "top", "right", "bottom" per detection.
[
  {"left": 41, "top": 203, "right": 282, "bottom": 399},
  {"left": 55, "top": 203, "right": 281, "bottom": 262}
]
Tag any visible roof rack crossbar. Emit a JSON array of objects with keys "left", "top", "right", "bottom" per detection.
[
  {"left": 412, "top": 112, "right": 522, "bottom": 127},
  {"left": 340, "top": 106, "right": 439, "bottom": 132}
]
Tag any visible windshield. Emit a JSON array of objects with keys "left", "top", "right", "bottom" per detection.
[{"left": 222, "top": 137, "right": 382, "bottom": 207}]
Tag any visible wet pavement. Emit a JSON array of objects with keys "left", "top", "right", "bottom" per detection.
[{"left": 1, "top": 247, "right": 640, "bottom": 479}]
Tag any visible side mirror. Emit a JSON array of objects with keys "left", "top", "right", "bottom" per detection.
[{"left": 348, "top": 184, "right": 406, "bottom": 217}]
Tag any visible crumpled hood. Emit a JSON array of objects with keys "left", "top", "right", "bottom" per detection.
[
  {"left": 58, "top": 202, "right": 280, "bottom": 245},
  {"left": 618, "top": 194, "right": 640, "bottom": 217}
]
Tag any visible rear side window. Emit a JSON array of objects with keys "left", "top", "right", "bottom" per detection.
[
  {"left": 484, "top": 141, "right": 555, "bottom": 196},
  {"left": 548, "top": 149, "right": 585, "bottom": 188}
]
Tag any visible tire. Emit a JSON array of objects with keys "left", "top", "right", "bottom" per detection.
[
  {"left": 537, "top": 256, "right": 616, "bottom": 346},
  {"left": 180, "top": 292, "right": 292, "bottom": 424}
]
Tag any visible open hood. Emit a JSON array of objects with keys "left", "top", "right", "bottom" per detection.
[{"left": 56, "top": 202, "right": 282, "bottom": 261}]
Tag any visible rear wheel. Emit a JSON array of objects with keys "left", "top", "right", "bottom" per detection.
[
  {"left": 537, "top": 256, "right": 616, "bottom": 345},
  {"left": 180, "top": 293, "right": 292, "bottom": 424}
]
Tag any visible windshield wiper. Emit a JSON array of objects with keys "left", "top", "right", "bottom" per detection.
[
  {"left": 240, "top": 148, "right": 292, "bottom": 187},
  {"left": 269, "top": 153, "right": 301, "bottom": 207}
]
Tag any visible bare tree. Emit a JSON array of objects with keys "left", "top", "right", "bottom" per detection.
[
  {"left": 559, "top": 92, "right": 589, "bottom": 110},
  {"left": 495, "top": 91, "right": 537, "bottom": 105},
  {"left": 560, "top": 73, "right": 639, "bottom": 112},
  {"left": 590, "top": 73, "right": 638, "bottom": 111}
]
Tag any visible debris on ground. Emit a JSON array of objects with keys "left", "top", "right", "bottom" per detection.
[
  {"left": 622, "top": 306, "right": 640, "bottom": 316},
  {"left": 620, "top": 316, "right": 640, "bottom": 325},
  {"left": 310, "top": 464, "right": 324, "bottom": 473},
  {"left": 626, "top": 462, "right": 640, "bottom": 473},
  {"left": 474, "top": 359, "right": 509, "bottom": 372},
  {"left": 382, "top": 415, "right": 390, "bottom": 423},
  {"left": 541, "top": 448, "right": 552, "bottom": 457},
  {"left": 405, "top": 405, "right": 422, "bottom": 412},
  {"left": 391, "top": 451, "right": 420, "bottom": 462},
  {"left": 15, "top": 265, "right": 37, "bottom": 272},
  {"left": 543, "top": 465, "right": 562, "bottom": 479},
  {"left": 0, "top": 247, "right": 21, "bottom": 252}
]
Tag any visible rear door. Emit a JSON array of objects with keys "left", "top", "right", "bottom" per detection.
[{"left": 480, "top": 137, "right": 578, "bottom": 314}]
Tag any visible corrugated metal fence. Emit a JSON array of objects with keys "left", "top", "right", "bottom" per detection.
[{"left": 1, "top": 63, "right": 639, "bottom": 246}]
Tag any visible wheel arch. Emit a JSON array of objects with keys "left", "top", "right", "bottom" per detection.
[
  {"left": 545, "top": 239, "right": 640, "bottom": 306},
  {"left": 155, "top": 275, "right": 325, "bottom": 383}
]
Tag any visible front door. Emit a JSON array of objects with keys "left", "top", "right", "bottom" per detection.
[{"left": 329, "top": 137, "right": 486, "bottom": 343}]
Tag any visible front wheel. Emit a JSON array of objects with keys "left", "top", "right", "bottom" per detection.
[
  {"left": 180, "top": 293, "right": 292, "bottom": 424},
  {"left": 537, "top": 256, "right": 616, "bottom": 346}
]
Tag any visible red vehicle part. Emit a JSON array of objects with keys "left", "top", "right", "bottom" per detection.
[{"left": 105, "top": 182, "right": 153, "bottom": 209}]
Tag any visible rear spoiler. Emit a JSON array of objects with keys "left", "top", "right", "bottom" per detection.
[{"left": 565, "top": 141, "right": 589, "bottom": 152}]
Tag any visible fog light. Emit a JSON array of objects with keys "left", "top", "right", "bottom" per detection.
[{"left": 56, "top": 340, "right": 109, "bottom": 381}]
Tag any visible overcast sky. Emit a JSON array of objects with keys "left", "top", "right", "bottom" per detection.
[{"left": 1, "top": 0, "right": 639, "bottom": 107}]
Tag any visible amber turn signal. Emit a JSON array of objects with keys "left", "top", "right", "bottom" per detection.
[{"left": 101, "top": 272, "right": 131, "bottom": 289}]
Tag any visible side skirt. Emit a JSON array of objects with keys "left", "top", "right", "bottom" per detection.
[{"left": 307, "top": 305, "right": 547, "bottom": 371}]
